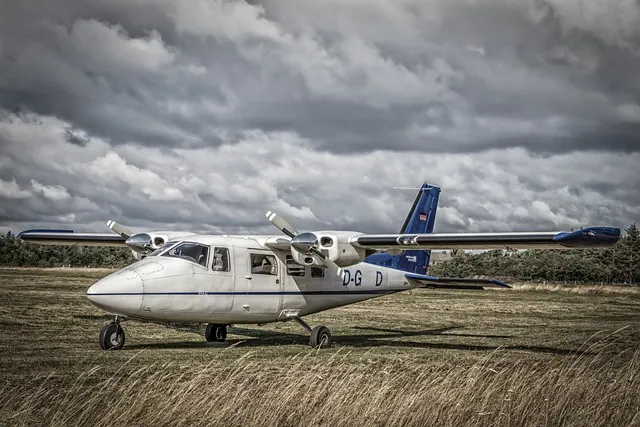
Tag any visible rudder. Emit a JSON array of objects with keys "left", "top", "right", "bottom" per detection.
[{"left": 364, "top": 182, "right": 440, "bottom": 274}]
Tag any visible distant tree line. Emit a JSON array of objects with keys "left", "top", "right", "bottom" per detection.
[
  {"left": 0, "top": 232, "right": 132, "bottom": 269},
  {"left": 429, "top": 223, "right": 640, "bottom": 285},
  {"left": 1, "top": 223, "right": 638, "bottom": 284}
]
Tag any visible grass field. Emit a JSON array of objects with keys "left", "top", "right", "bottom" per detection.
[{"left": 0, "top": 268, "right": 639, "bottom": 426}]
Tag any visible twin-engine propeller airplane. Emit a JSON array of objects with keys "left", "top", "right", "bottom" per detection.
[{"left": 18, "top": 182, "right": 621, "bottom": 350}]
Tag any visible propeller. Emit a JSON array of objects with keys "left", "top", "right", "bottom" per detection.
[
  {"left": 107, "top": 220, "right": 133, "bottom": 239},
  {"left": 265, "top": 211, "right": 298, "bottom": 238},
  {"left": 266, "top": 211, "right": 344, "bottom": 279},
  {"left": 107, "top": 220, "right": 151, "bottom": 253}
]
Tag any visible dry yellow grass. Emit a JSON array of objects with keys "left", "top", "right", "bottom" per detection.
[
  {"left": 511, "top": 282, "right": 640, "bottom": 295},
  {"left": 2, "top": 344, "right": 638, "bottom": 427},
  {"left": 1, "top": 269, "right": 639, "bottom": 426}
]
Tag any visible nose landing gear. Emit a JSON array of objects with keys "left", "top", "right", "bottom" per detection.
[{"left": 99, "top": 317, "right": 125, "bottom": 350}]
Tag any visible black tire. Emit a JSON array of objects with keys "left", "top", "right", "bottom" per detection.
[
  {"left": 99, "top": 323, "right": 125, "bottom": 350},
  {"left": 205, "top": 324, "right": 227, "bottom": 342},
  {"left": 310, "top": 325, "right": 332, "bottom": 348}
]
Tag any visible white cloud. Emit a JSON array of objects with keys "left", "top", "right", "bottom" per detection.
[
  {"left": 0, "top": 1, "right": 638, "bottom": 235},
  {"left": 80, "top": 151, "right": 185, "bottom": 202},
  {"left": 0, "top": 178, "right": 31, "bottom": 199},
  {"left": 63, "top": 19, "right": 176, "bottom": 72},
  {"left": 169, "top": 0, "right": 462, "bottom": 109},
  {"left": 1, "top": 112, "right": 637, "bottom": 235},
  {"left": 31, "top": 180, "right": 71, "bottom": 202},
  {"left": 530, "top": 200, "right": 581, "bottom": 228},
  {"left": 618, "top": 104, "right": 640, "bottom": 123},
  {"left": 172, "top": 0, "right": 283, "bottom": 43},
  {"left": 529, "top": 0, "right": 640, "bottom": 51},
  {"left": 57, "top": 213, "right": 76, "bottom": 223}
]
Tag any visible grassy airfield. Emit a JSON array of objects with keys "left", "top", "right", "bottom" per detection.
[{"left": 0, "top": 268, "right": 639, "bottom": 426}]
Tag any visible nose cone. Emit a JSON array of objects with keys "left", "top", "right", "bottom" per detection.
[{"left": 87, "top": 269, "right": 143, "bottom": 316}]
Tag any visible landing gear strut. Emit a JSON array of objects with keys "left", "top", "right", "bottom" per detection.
[
  {"left": 205, "top": 324, "right": 227, "bottom": 342},
  {"left": 99, "top": 317, "right": 125, "bottom": 350},
  {"left": 293, "top": 317, "right": 332, "bottom": 348}
]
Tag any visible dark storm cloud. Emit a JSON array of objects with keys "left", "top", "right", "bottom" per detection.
[
  {"left": 1, "top": 0, "right": 639, "bottom": 155},
  {"left": 0, "top": 0, "right": 638, "bottom": 236}
]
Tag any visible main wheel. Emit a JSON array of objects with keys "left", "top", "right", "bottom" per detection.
[
  {"left": 99, "top": 323, "right": 125, "bottom": 350},
  {"left": 205, "top": 324, "right": 227, "bottom": 342},
  {"left": 310, "top": 325, "right": 332, "bottom": 348}
]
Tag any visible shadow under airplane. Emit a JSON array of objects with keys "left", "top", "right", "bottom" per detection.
[{"left": 124, "top": 325, "right": 587, "bottom": 356}]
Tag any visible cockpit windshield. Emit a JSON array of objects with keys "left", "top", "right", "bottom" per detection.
[
  {"left": 160, "top": 241, "right": 210, "bottom": 267},
  {"left": 148, "top": 241, "right": 180, "bottom": 257}
]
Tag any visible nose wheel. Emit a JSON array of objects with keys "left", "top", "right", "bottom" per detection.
[
  {"left": 99, "top": 320, "right": 125, "bottom": 350},
  {"left": 205, "top": 324, "right": 228, "bottom": 342}
]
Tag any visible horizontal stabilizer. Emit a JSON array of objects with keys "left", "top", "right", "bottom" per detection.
[
  {"left": 18, "top": 229, "right": 126, "bottom": 246},
  {"left": 405, "top": 273, "right": 510, "bottom": 290}
]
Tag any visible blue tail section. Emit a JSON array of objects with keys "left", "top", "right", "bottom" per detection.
[{"left": 364, "top": 182, "right": 440, "bottom": 275}]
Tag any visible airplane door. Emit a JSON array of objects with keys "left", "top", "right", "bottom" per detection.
[
  {"left": 207, "top": 245, "right": 234, "bottom": 313},
  {"left": 243, "top": 250, "right": 283, "bottom": 315},
  {"left": 231, "top": 246, "right": 249, "bottom": 315}
]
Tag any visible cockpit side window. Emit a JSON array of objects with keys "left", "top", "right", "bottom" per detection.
[
  {"left": 250, "top": 253, "right": 277, "bottom": 275},
  {"left": 148, "top": 241, "right": 179, "bottom": 257},
  {"left": 161, "top": 242, "right": 209, "bottom": 267},
  {"left": 212, "top": 247, "right": 230, "bottom": 272}
]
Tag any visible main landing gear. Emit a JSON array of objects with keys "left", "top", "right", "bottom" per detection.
[
  {"left": 293, "top": 317, "right": 332, "bottom": 348},
  {"left": 99, "top": 317, "right": 125, "bottom": 350},
  {"left": 205, "top": 324, "right": 228, "bottom": 342}
]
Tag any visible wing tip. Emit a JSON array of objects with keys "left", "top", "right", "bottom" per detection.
[
  {"left": 17, "top": 229, "right": 75, "bottom": 239},
  {"left": 554, "top": 226, "right": 621, "bottom": 248}
]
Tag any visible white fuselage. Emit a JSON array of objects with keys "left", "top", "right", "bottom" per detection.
[{"left": 86, "top": 235, "right": 416, "bottom": 323}]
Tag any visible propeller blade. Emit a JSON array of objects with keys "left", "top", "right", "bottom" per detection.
[
  {"left": 107, "top": 220, "right": 133, "bottom": 239},
  {"left": 265, "top": 211, "right": 298, "bottom": 238},
  {"left": 264, "top": 211, "right": 343, "bottom": 278},
  {"left": 310, "top": 248, "right": 344, "bottom": 279}
]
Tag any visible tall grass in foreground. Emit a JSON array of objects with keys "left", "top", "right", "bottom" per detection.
[
  {"left": 2, "top": 342, "right": 638, "bottom": 427},
  {"left": 511, "top": 283, "right": 640, "bottom": 295}
]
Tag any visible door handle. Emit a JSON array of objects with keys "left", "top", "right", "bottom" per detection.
[{"left": 245, "top": 275, "right": 252, "bottom": 280}]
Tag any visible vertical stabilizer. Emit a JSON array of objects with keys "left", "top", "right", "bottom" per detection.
[{"left": 364, "top": 182, "right": 440, "bottom": 274}]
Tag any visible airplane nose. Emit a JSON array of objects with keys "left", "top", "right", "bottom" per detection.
[{"left": 86, "top": 269, "right": 143, "bottom": 316}]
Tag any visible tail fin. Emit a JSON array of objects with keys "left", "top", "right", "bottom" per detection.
[{"left": 364, "top": 182, "right": 440, "bottom": 274}]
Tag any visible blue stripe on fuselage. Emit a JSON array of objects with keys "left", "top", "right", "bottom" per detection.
[{"left": 87, "top": 290, "right": 403, "bottom": 296}]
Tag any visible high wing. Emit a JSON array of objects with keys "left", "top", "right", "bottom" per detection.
[
  {"left": 18, "top": 221, "right": 198, "bottom": 258},
  {"left": 349, "top": 226, "right": 621, "bottom": 251},
  {"left": 17, "top": 229, "right": 127, "bottom": 246},
  {"left": 405, "top": 273, "right": 510, "bottom": 290},
  {"left": 265, "top": 208, "right": 622, "bottom": 276}
]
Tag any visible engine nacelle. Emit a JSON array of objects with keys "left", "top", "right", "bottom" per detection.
[
  {"left": 310, "top": 231, "right": 367, "bottom": 267},
  {"left": 126, "top": 232, "right": 170, "bottom": 254},
  {"left": 290, "top": 249, "right": 323, "bottom": 267},
  {"left": 265, "top": 231, "right": 368, "bottom": 268},
  {"left": 125, "top": 231, "right": 195, "bottom": 258}
]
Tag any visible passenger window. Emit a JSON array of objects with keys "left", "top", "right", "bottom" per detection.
[
  {"left": 311, "top": 267, "right": 324, "bottom": 278},
  {"left": 286, "top": 255, "right": 305, "bottom": 277},
  {"left": 212, "top": 247, "right": 230, "bottom": 272},
  {"left": 250, "top": 254, "right": 278, "bottom": 275}
]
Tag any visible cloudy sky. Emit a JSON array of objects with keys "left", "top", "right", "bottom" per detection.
[{"left": 1, "top": 0, "right": 639, "bottom": 237}]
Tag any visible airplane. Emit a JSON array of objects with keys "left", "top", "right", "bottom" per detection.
[{"left": 17, "top": 182, "right": 621, "bottom": 350}]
